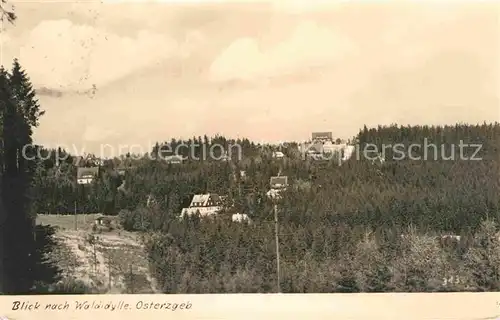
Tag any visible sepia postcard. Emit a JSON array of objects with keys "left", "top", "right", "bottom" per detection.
[{"left": 0, "top": 0, "right": 499, "bottom": 319}]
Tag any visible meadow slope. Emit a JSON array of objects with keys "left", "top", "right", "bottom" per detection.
[{"left": 36, "top": 214, "right": 158, "bottom": 293}]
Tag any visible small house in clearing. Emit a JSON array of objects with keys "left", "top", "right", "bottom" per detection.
[
  {"left": 180, "top": 193, "right": 223, "bottom": 218},
  {"left": 77, "top": 167, "right": 99, "bottom": 185},
  {"left": 267, "top": 176, "right": 288, "bottom": 199},
  {"left": 165, "top": 155, "right": 184, "bottom": 164},
  {"left": 94, "top": 216, "right": 112, "bottom": 226},
  {"left": 270, "top": 176, "right": 288, "bottom": 189},
  {"left": 93, "top": 215, "right": 115, "bottom": 232},
  {"left": 232, "top": 213, "right": 251, "bottom": 224},
  {"left": 272, "top": 151, "right": 284, "bottom": 159}
]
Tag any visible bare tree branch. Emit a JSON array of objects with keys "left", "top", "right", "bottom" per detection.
[{"left": 0, "top": 0, "right": 16, "bottom": 25}]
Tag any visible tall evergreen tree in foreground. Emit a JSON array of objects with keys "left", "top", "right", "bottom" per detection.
[{"left": 0, "top": 60, "right": 44, "bottom": 293}]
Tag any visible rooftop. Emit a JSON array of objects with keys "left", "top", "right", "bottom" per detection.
[
  {"left": 270, "top": 176, "right": 288, "bottom": 188},
  {"left": 76, "top": 167, "right": 99, "bottom": 178},
  {"left": 190, "top": 193, "right": 222, "bottom": 207},
  {"left": 311, "top": 132, "right": 333, "bottom": 140}
]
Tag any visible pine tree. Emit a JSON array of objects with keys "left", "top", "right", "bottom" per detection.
[
  {"left": 0, "top": 60, "right": 44, "bottom": 293},
  {"left": 463, "top": 219, "right": 500, "bottom": 291},
  {"left": 0, "top": 65, "right": 25, "bottom": 293},
  {"left": 0, "top": 66, "right": 10, "bottom": 293},
  {"left": 10, "top": 60, "right": 44, "bottom": 215}
]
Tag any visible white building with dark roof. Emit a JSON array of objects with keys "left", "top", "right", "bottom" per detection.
[
  {"left": 267, "top": 176, "right": 288, "bottom": 199},
  {"left": 272, "top": 151, "right": 285, "bottom": 159},
  {"left": 180, "top": 193, "right": 223, "bottom": 218},
  {"left": 76, "top": 167, "right": 99, "bottom": 185},
  {"left": 311, "top": 132, "right": 333, "bottom": 143}
]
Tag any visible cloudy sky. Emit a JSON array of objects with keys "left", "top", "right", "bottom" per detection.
[{"left": 1, "top": 0, "right": 498, "bottom": 155}]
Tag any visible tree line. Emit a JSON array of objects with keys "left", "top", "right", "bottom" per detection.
[
  {"left": 28, "top": 120, "right": 498, "bottom": 293},
  {"left": 2, "top": 61, "right": 499, "bottom": 292},
  {"left": 126, "top": 122, "right": 499, "bottom": 293},
  {"left": 18, "top": 117, "right": 499, "bottom": 292},
  {"left": 2, "top": 58, "right": 499, "bottom": 292},
  {"left": 2, "top": 3, "right": 500, "bottom": 293}
]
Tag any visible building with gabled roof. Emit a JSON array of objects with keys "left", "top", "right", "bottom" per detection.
[
  {"left": 311, "top": 132, "right": 333, "bottom": 142},
  {"left": 267, "top": 176, "right": 288, "bottom": 199},
  {"left": 189, "top": 193, "right": 222, "bottom": 207},
  {"left": 272, "top": 151, "right": 285, "bottom": 159},
  {"left": 180, "top": 193, "right": 223, "bottom": 218},
  {"left": 77, "top": 167, "right": 99, "bottom": 185},
  {"left": 232, "top": 213, "right": 251, "bottom": 224},
  {"left": 165, "top": 155, "right": 184, "bottom": 164},
  {"left": 270, "top": 176, "right": 288, "bottom": 189}
]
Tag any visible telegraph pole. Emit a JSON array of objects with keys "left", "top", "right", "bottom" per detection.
[
  {"left": 129, "top": 264, "right": 134, "bottom": 294},
  {"left": 83, "top": 190, "right": 86, "bottom": 225},
  {"left": 74, "top": 199, "right": 77, "bottom": 230},
  {"left": 82, "top": 185, "right": 85, "bottom": 223},
  {"left": 274, "top": 201, "right": 281, "bottom": 293},
  {"left": 270, "top": 175, "right": 287, "bottom": 293},
  {"left": 74, "top": 171, "right": 79, "bottom": 231},
  {"left": 93, "top": 237, "right": 97, "bottom": 274},
  {"left": 107, "top": 252, "right": 112, "bottom": 291}
]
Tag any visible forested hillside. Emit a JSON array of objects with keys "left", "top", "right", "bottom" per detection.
[
  {"left": 29, "top": 122, "right": 500, "bottom": 293},
  {"left": 2, "top": 0, "right": 499, "bottom": 296}
]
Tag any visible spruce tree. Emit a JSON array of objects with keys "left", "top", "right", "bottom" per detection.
[
  {"left": 0, "top": 66, "right": 10, "bottom": 293},
  {"left": 0, "top": 65, "right": 24, "bottom": 293},
  {"left": 0, "top": 60, "right": 44, "bottom": 293},
  {"left": 10, "top": 59, "right": 44, "bottom": 214}
]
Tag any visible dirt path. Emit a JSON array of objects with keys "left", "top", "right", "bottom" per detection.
[{"left": 37, "top": 214, "right": 159, "bottom": 293}]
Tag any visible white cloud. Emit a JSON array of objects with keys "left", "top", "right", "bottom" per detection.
[
  {"left": 18, "top": 19, "right": 178, "bottom": 90},
  {"left": 0, "top": 33, "right": 10, "bottom": 65},
  {"left": 0, "top": 33, "right": 10, "bottom": 44},
  {"left": 82, "top": 125, "right": 117, "bottom": 143},
  {"left": 209, "top": 20, "right": 353, "bottom": 82}
]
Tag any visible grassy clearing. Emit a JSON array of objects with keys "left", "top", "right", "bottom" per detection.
[
  {"left": 36, "top": 214, "right": 158, "bottom": 293},
  {"left": 37, "top": 213, "right": 104, "bottom": 231}
]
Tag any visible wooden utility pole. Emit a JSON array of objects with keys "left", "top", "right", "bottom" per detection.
[
  {"left": 82, "top": 185, "right": 85, "bottom": 224},
  {"left": 93, "top": 237, "right": 97, "bottom": 274},
  {"left": 107, "top": 252, "right": 112, "bottom": 291},
  {"left": 74, "top": 175, "right": 80, "bottom": 231},
  {"left": 269, "top": 174, "right": 286, "bottom": 293},
  {"left": 129, "top": 264, "right": 134, "bottom": 294},
  {"left": 74, "top": 199, "right": 77, "bottom": 230},
  {"left": 274, "top": 202, "right": 281, "bottom": 293}
]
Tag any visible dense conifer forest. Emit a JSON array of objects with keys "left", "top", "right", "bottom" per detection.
[
  {"left": 27, "top": 122, "right": 500, "bottom": 293},
  {"left": 1, "top": 2, "right": 499, "bottom": 294},
  {"left": 0, "top": 56, "right": 499, "bottom": 293}
]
